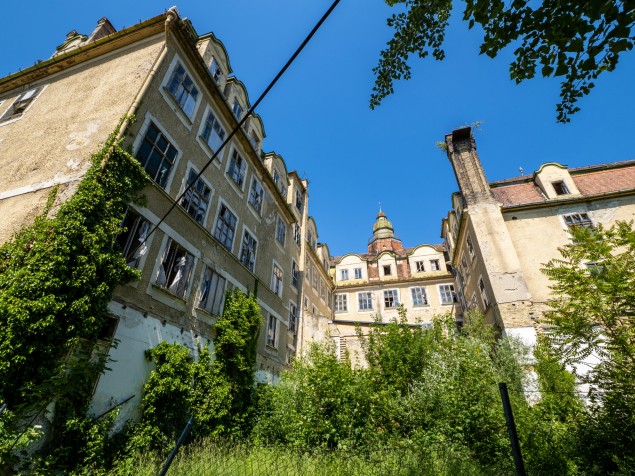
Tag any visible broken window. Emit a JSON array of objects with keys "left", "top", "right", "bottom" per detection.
[
  {"left": 117, "top": 209, "right": 150, "bottom": 269},
  {"left": 136, "top": 122, "right": 178, "bottom": 189},
  {"left": 156, "top": 238, "right": 194, "bottom": 299},
  {"left": 179, "top": 168, "right": 211, "bottom": 225},
  {"left": 198, "top": 267, "right": 226, "bottom": 315}
]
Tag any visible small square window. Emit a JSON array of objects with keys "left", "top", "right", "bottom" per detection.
[
  {"left": 415, "top": 261, "right": 425, "bottom": 272},
  {"left": 341, "top": 269, "right": 349, "bottom": 281},
  {"left": 430, "top": 259, "right": 440, "bottom": 271},
  {"left": 354, "top": 267, "right": 362, "bottom": 279},
  {"left": 383, "top": 265, "right": 392, "bottom": 276},
  {"left": 552, "top": 181, "right": 570, "bottom": 195}
]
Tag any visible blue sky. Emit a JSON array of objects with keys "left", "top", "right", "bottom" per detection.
[{"left": 2, "top": 1, "right": 634, "bottom": 257}]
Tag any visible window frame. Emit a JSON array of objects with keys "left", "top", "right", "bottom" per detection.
[
  {"left": 155, "top": 237, "right": 195, "bottom": 300},
  {"left": 213, "top": 201, "right": 238, "bottom": 251},
  {"left": 358, "top": 291, "right": 373, "bottom": 311},
  {"left": 199, "top": 106, "right": 227, "bottom": 156},
  {"left": 178, "top": 166, "right": 213, "bottom": 226},
  {"left": 415, "top": 261, "right": 425, "bottom": 272},
  {"left": 411, "top": 286, "right": 428, "bottom": 307},
  {"left": 439, "top": 284, "right": 457, "bottom": 305},
  {"left": 134, "top": 118, "right": 180, "bottom": 191},
  {"left": 334, "top": 294, "right": 348, "bottom": 313},
  {"left": 354, "top": 267, "right": 362, "bottom": 279},
  {"left": 0, "top": 85, "right": 45, "bottom": 124},
  {"left": 239, "top": 227, "right": 258, "bottom": 272},
  {"left": 226, "top": 147, "right": 247, "bottom": 191},
  {"left": 117, "top": 208, "right": 151, "bottom": 270},
  {"left": 271, "top": 261, "right": 284, "bottom": 298},
  {"left": 478, "top": 275, "right": 490, "bottom": 308},
  {"left": 209, "top": 57, "right": 223, "bottom": 84},
  {"left": 340, "top": 268, "right": 349, "bottom": 281},
  {"left": 163, "top": 58, "right": 201, "bottom": 122},
  {"left": 552, "top": 180, "right": 570, "bottom": 196},
  {"left": 197, "top": 267, "right": 226, "bottom": 315},
  {"left": 275, "top": 215, "right": 287, "bottom": 246},
  {"left": 383, "top": 289, "right": 400, "bottom": 309},
  {"left": 291, "top": 259, "right": 300, "bottom": 288},
  {"left": 266, "top": 313, "right": 278, "bottom": 348},
  {"left": 248, "top": 177, "right": 264, "bottom": 215}
]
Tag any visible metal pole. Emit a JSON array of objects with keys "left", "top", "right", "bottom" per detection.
[
  {"left": 498, "top": 382, "right": 526, "bottom": 476},
  {"left": 158, "top": 416, "right": 195, "bottom": 476}
]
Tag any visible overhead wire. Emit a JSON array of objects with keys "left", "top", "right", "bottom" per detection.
[{"left": 126, "top": 0, "right": 341, "bottom": 258}]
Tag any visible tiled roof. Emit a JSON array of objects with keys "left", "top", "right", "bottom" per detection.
[{"left": 491, "top": 161, "right": 635, "bottom": 207}]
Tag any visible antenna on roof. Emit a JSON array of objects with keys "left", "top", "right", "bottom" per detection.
[{"left": 519, "top": 166, "right": 524, "bottom": 176}]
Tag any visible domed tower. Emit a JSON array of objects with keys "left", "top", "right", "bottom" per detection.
[{"left": 368, "top": 209, "right": 404, "bottom": 254}]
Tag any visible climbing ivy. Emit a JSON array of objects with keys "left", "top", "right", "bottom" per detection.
[{"left": 0, "top": 126, "right": 147, "bottom": 468}]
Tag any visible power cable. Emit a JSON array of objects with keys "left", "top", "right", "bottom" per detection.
[{"left": 127, "top": 0, "right": 341, "bottom": 259}]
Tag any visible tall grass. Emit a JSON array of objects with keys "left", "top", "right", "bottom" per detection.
[{"left": 123, "top": 439, "right": 492, "bottom": 476}]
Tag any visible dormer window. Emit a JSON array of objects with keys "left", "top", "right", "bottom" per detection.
[
  {"left": 232, "top": 99, "right": 243, "bottom": 120},
  {"left": 552, "top": 181, "right": 570, "bottom": 195},
  {"left": 209, "top": 58, "right": 222, "bottom": 84},
  {"left": 1, "top": 86, "right": 43, "bottom": 123},
  {"left": 249, "top": 129, "right": 260, "bottom": 152}
]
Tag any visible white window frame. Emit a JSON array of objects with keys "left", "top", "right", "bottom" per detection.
[
  {"left": 340, "top": 268, "right": 349, "bottom": 281},
  {"left": 383, "top": 265, "right": 392, "bottom": 276},
  {"left": 291, "top": 259, "right": 300, "bottom": 289},
  {"left": 0, "top": 85, "right": 46, "bottom": 125},
  {"left": 335, "top": 294, "right": 348, "bottom": 313},
  {"left": 275, "top": 215, "right": 287, "bottom": 246},
  {"left": 197, "top": 105, "right": 227, "bottom": 160},
  {"left": 209, "top": 57, "right": 223, "bottom": 84},
  {"left": 178, "top": 165, "right": 213, "bottom": 226},
  {"left": 266, "top": 313, "right": 279, "bottom": 348},
  {"left": 133, "top": 115, "right": 181, "bottom": 193},
  {"left": 439, "top": 284, "right": 457, "bottom": 305},
  {"left": 358, "top": 291, "right": 373, "bottom": 311},
  {"left": 383, "top": 289, "right": 400, "bottom": 309},
  {"left": 429, "top": 259, "right": 440, "bottom": 271},
  {"left": 161, "top": 56, "right": 202, "bottom": 126},
  {"left": 289, "top": 301, "right": 298, "bottom": 333},
  {"left": 354, "top": 267, "right": 362, "bottom": 279},
  {"left": 411, "top": 287, "right": 428, "bottom": 307},
  {"left": 232, "top": 98, "right": 244, "bottom": 120},
  {"left": 415, "top": 261, "right": 425, "bottom": 272},
  {"left": 213, "top": 200, "right": 239, "bottom": 252},
  {"left": 239, "top": 226, "right": 258, "bottom": 272},
  {"left": 248, "top": 177, "right": 264, "bottom": 215},
  {"left": 155, "top": 237, "right": 195, "bottom": 300},
  {"left": 197, "top": 266, "right": 226, "bottom": 315},
  {"left": 226, "top": 147, "right": 247, "bottom": 192},
  {"left": 271, "top": 261, "right": 283, "bottom": 298},
  {"left": 117, "top": 208, "right": 152, "bottom": 270}
]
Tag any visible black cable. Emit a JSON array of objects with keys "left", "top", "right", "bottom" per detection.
[{"left": 127, "top": 0, "right": 341, "bottom": 259}]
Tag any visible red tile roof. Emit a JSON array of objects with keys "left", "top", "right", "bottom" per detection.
[{"left": 490, "top": 161, "right": 635, "bottom": 207}]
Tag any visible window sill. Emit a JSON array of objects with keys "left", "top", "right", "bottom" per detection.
[
  {"left": 224, "top": 172, "right": 245, "bottom": 198},
  {"left": 148, "top": 283, "right": 187, "bottom": 312}
]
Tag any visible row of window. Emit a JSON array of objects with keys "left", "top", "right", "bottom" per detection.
[
  {"left": 334, "top": 284, "right": 456, "bottom": 313},
  {"left": 338, "top": 258, "right": 442, "bottom": 282}
]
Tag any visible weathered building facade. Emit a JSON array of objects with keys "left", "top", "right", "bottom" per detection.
[
  {"left": 330, "top": 211, "right": 459, "bottom": 364},
  {"left": 441, "top": 127, "right": 635, "bottom": 349}
]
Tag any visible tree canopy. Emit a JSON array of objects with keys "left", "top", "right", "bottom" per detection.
[{"left": 371, "top": 0, "right": 635, "bottom": 122}]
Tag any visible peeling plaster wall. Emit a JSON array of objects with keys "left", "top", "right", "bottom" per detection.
[
  {"left": 0, "top": 36, "right": 165, "bottom": 243},
  {"left": 89, "top": 301, "right": 210, "bottom": 427}
]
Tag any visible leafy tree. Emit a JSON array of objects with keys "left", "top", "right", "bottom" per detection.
[
  {"left": 541, "top": 220, "right": 635, "bottom": 472},
  {"left": 371, "top": 0, "right": 635, "bottom": 122}
]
